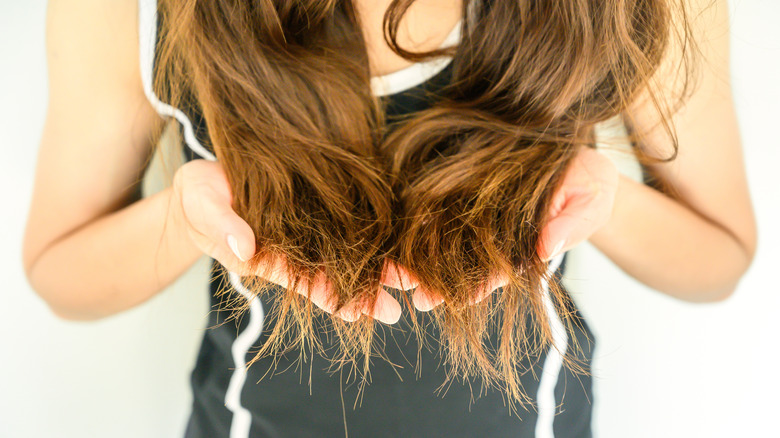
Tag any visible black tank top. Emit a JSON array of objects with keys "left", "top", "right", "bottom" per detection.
[{"left": 138, "top": 1, "right": 595, "bottom": 436}]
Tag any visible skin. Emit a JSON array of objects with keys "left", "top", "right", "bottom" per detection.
[
  {"left": 398, "top": 0, "right": 759, "bottom": 309},
  {"left": 22, "top": 0, "right": 756, "bottom": 324},
  {"left": 354, "top": 0, "right": 463, "bottom": 77}
]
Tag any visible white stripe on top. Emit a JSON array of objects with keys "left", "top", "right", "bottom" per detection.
[
  {"left": 138, "top": 0, "right": 217, "bottom": 161},
  {"left": 370, "top": 19, "right": 461, "bottom": 96},
  {"left": 225, "top": 272, "right": 266, "bottom": 438},
  {"left": 535, "top": 253, "right": 568, "bottom": 438},
  {"left": 138, "top": 2, "right": 259, "bottom": 436},
  {"left": 140, "top": 0, "right": 461, "bottom": 121}
]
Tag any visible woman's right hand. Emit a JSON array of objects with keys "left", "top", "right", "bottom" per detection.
[
  {"left": 388, "top": 145, "right": 620, "bottom": 312},
  {"left": 171, "top": 159, "right": 405, "bottom": 324}
]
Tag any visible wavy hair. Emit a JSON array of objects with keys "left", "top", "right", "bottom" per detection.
[{"left": 154, "top": 0, "right": 697, "bottom": 409}]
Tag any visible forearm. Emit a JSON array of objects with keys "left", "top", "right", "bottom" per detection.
[
  {"left": 27, "top": 186, "right": 204, "bottom": 320},
  {"left": 588, "top": 174, "right": 753, "bottom": 302}
]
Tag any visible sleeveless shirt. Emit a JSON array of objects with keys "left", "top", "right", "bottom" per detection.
[{"left": 138, "top": 1, "right": 595, "bottom": 436}]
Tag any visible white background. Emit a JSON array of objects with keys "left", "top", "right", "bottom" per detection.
[{"left": 1, "top": 1, "right": 778, "bottom": 437}]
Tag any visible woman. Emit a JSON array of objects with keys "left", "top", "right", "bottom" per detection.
[{"left": 22, "top": 0, "right": 756, "bottom": 436}]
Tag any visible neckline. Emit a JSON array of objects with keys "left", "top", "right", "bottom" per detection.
[{"left": 370, "top": 19, "right": 462, "bottom": 97}]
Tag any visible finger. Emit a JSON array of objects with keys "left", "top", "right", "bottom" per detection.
[
  {"left": 222, "top": 220, "right": 256, "bottom": 266},
  {"left": 267, "top": 265, "right": 376, "bottom": 323},
  {"left": 243, "top": 254, "right": 403, "bottom": 324},
  {"left": 362, "top": 287, "right": 402, "bottom": 324},
  {"left": 412, "top": 287, "right": 445, "bottom": 312},
  {"left": 334, "top": 301, "right": 363, "bottom": 322},
  {"left": 289, "top": 272, "right": 380, "bottom": 323},
  {"left": 253, "top": 254, "right": 294, "bottom": 287},
  {"left": 292, "top": 270, "right": 340, "bottom": 315},
  {"left": 185, "top": 159, "right": 234, "bottom": 201},
  {"left": 380, "top": 261, "right": 419, "bottom": 290},
  {"left": 469, "top": 274, "right": 510, "bottom": 305}
]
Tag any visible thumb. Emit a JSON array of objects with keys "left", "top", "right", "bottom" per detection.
[
  {"left": 537, "top": 189, "right": 606, "bottom": 261},
  {"left": 180, "top": 182, "right": 256, "bottom": 273},
  {"left": 537, "top": 215, "right": 572, "bottom": 262}
]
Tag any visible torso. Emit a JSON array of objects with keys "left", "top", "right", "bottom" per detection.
[{"left": 137, "top": 1, "right": 596, "bottom": 436}]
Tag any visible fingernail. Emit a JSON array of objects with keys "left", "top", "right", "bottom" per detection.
[
  {"left": 227, "top": 234, "right": 246, "bottom": 262},
  {"left": 374, "top": 309, "right": 402, "bottom": 325},
  {"left": 414, "top": 289, "right": 443, "bottom": 312},
  {"left": 337, "top": 308, "right": 361, "bottom": 322},
  {"left": 547, "top": 240, "right": 566, "bottom": 261},
  {"left": 469, "top": 275, "right": 508, "bottom": 305},
  {"left": 400, "top": 277, "right": 419, "bottom": 291}
]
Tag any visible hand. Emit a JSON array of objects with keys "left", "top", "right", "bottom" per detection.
[
  {"left": 171, "top": 159, "right": 412, "bottom": 324},
  {"left": 402, "top": 145, "right": 620, "bottom": 311}
]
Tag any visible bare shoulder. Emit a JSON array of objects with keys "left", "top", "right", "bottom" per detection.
[
  {"left": 44, "top": 0, "right": 162, "bottom": 145},
  {"left": 45, "top": 0, "right": 150, "bottom": 104},
  {"left": 627, "top": 0, "right": 731, "bottom": 159},
  {"left": 40, "top": 0, "right": 163, "bottom": 203}
]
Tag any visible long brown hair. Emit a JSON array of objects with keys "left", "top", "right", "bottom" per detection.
[{"left": 154, "top": 0, "right": 697, "bottom": 409}]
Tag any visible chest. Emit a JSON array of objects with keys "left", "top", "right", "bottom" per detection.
[
  {"left": 155, "top": 1, "right": 461, "bottom": 163},
  {"left": 354, "top": 0, "right": 463, "bottom": 78}
]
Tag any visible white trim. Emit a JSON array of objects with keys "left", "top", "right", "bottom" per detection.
[
  {"left": 140, "top": 0, "right": 462, "bottom": 148},
  {"left": 224, "top": 272, "right": 266, "bottom": 438},
  {"left": 370, "top": 19, "right": 462, "bottom": 97},
  {"left": 138, "top": 0, "right": 217, "bottom": 161},
  {"left": 140, "top": 4, "right": 263, "bottom": 436},
  {"left": 535, "top": 253, "right": 568, "bottom": 438}
]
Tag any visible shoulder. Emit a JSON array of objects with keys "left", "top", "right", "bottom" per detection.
[
  {"left": 45, "top": 0, "right": 149, "bottom": 108},
  {"left": 41, "top": 0, "right": 164, "bottom": 177},
  {"left": 43, "top": 0, "right": 163, "bottom": 150},
  {"left": 39, "top": 0, "right": 164, "bottom": 212}
]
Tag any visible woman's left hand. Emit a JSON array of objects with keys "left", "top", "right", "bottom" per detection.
[{"left": 388, "top": 145, "right": 620, "bottom": 311}]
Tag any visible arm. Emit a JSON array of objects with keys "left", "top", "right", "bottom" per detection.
[
  {"left": 22, "top": 0, "right": 203, "bottom": 320},
  {"left": 23, "top": 0, "right": 404, "bottom": 324},
  {"left": 588, "top": 0, "right": 757, "bottom": 302}
]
